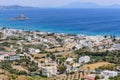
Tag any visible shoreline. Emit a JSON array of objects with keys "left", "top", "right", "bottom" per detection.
[{"left": 0, "top": 26, "right": 120, "bottom": 38}]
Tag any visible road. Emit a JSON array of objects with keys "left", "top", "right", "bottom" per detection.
[{"left": 23, "top": 52, "right": 42, "bottom": 68}]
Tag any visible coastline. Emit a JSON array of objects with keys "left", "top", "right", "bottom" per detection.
[{"left": 1, "top": 26, "right": 120, "bottom": 38}]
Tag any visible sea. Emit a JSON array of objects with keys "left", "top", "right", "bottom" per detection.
[{"left": 0, "top": 8, "right": 120, "bottom": 36}]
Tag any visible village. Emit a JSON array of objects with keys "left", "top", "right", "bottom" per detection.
[{"left": 0, "top": 27, "right": 120, "bottom": 80}]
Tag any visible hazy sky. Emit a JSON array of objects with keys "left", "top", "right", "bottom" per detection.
[{"left": 0, "top": 0, "right": 120, "bottom": 7}]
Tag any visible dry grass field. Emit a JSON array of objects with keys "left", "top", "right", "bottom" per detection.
[
  {"left": 12, "top": 65, "right": 29, "bottom": 73},
  {"left": 82, "top": 62, "right": 113, "bottom": 70}
]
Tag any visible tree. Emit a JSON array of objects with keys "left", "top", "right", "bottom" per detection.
[
  {"left": 19, "top": 70, "right": 27, "bottom": 75},
  {"left": 50, "top": 54, "right": 56, "bottom": 61},
  {"left": 28, "top": 67, "right": 37, "bottom": 72},
  {"left": 58, "top": 65, "right": 67, "bottom": 74},
  {"left": 16, "top": 49, "right": 22, "bottom": 54},
  {"left": 0, "top": 32, "right": 3, "bottom": 38},
  {"left": 95, "top": 75, "right": 100, "bottom": 79},
  {"left": 8, "top": 74, "right": 18, "bottom": 80}
]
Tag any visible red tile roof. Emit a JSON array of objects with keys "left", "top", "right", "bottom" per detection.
[{"left": 84, "top": 75, "right": 95, "bottom": 80}]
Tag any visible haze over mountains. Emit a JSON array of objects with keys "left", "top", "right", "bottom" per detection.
[
  {"left": 0, "top": 2, "right": 120, "bottom": 9},
  {"left": 0, "top": 5, "right": 38, "bottom": 10},
  {"left": 63, "top": 2, "right": 120, "bottom": 8}
]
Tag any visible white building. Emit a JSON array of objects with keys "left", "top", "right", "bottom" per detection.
[
  {"left": 42, "top": 66, "right": 57, "bottom": 77},
  {"left": 72, "top": 63, "right": 80, "bottom": 68},
  {"left": 25, "top": 36, "right": 32, "bottom": 41},
  {"left": 101, "top": 70, "right": 118, "bottom": 79},
  {"left": 0, "top": 54, "right": 9, "bottom": 60},
  {"left": 66, "top": 58, "right": 74, "bottom": 64},
  {"left": 0, "top": 52, "right": 16, "bottom": 60},
  {"left": 43, "top": 39, "right": 49, "bottom": 43},
  {"left": 29, "top": 48, "right": 40, "bottom": 54},
  {"left": 79, "top": 56, "right": 90, "bottom": 64},
  {"left": 112, "top": 44, "right": 120, "bottom": 50},
  {"left": 8, "top": 55, "right": 20, "bottom": 61}
]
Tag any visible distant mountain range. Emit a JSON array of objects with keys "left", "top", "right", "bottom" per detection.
[
  {"left": 0, "top": 3, "right": 120, "bottom": 9},
  {"left": 62, "top": 2, "right": 120, "bottom": 8},
  {"left": 0, "top": 5, "right": 39, "bottom": 10}
]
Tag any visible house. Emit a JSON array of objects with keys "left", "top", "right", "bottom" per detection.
[
  {"left": 64, "top": 58, "right": 74, "bottom": 72},
  {"left": 29, "top": 48, "right": 40, "bottom": 54},
  {"left": 0, "top": 54, "right": 9, "bottom": 60},
  {"left": 8, "top": 55, "right": 20, "bottom": 61},
  {"left": 43, "top": 39, "right": 49, "bottom": 43},
  {"left": 72, "top": 63, "right": 80, "bottom": 68},
  {"left": 42, "top": 65, "right": 57, "bottom": 77},
  {"left": 25, "top": 36, "right": 32, "bottom": 41},
  {"left": 0, "top": 52, "right": 16, "bottom": 56},
  {"left": 83, "top": 74, "right": 95, "bottom": 80},
  {"left": 112, "top": 44, "right": 120, "bottom": 50},
  {"left": 101, "top": 70, "right": 118, "bottom": 79},
  {"left": 116, "top": 66, "right": 120, "bottom": 71},
  {"left": 66, "top": 58, "right": 74, "bottom": 64},
  {"left": 79, "top": 56, "right": 90, "bottom": 64},
  {"left": 0, "top": 52, "right": 16, "bottom": 60}
]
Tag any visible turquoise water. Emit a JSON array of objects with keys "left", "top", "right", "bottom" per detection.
[{"left": 0, "top": 8, "right": 120, "bottom": 36}]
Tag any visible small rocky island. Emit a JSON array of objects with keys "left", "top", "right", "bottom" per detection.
[{"left": 9, "top": 14, "right": 29, "bottom": 21}]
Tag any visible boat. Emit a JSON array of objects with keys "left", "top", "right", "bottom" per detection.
[{"left": 9, "top": 14, "right": 29, "bottom": 21}]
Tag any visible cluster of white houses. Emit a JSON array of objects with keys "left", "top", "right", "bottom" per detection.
[
  {"left": 42, "top": 65, "right": 57, "bottom": 77},
  {"left": 84, "top": 70, "right": 118, "bottom": 80},
  {"left": 41, "top": 56, "right": 118, "bottom": 80},
  {"left": 1, "top": 28, "right": 120, "bottom": 52},
  {"left": 41, "top": 56, "right": 91, "bottom": 77}
]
